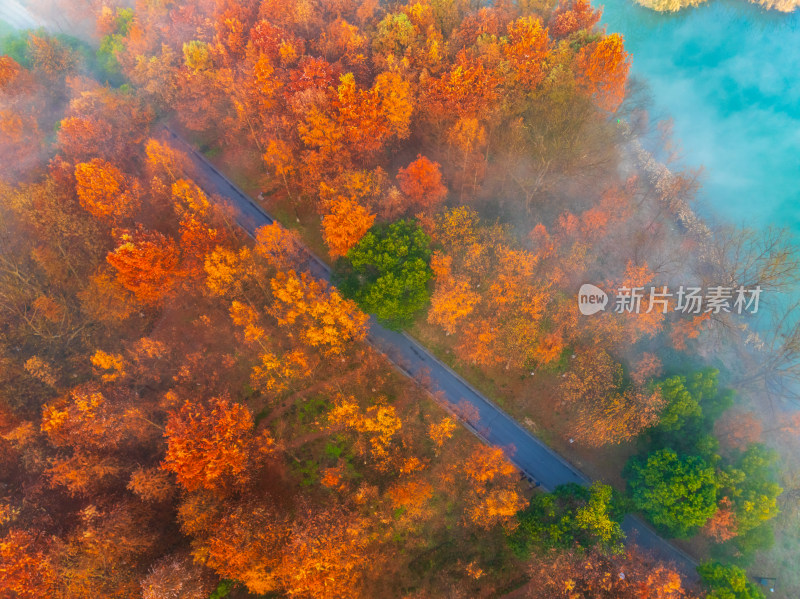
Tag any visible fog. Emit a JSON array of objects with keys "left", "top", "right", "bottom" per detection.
[
  {"left": 0, "top": 0, "right": 99, "bottom": 37},
  {"left": 602, "top": 0, "right": 800, "bottom": 231}
]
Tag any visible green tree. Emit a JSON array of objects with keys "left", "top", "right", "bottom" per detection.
[
  {"left": 697, "top": 561, "right": 766, "bottom": 599},
  {"left": 655, "top": 375, "right": 703, "bottom": 433},
  {"left": 626, "top": 448, "right": 718, "bottom": 538},
  {"left": 508, "top": 482, "right": 626, "bottom": 556},
  {"left": 335, "top": 220, "right": 432, "bottom": 330},
  {"left": 727, "top": 444, "right": 782, "bottom": 534},
  {"left": 649, "top": 369, "right": 732, "bottom": 457},
  {"left": 97, "top": 8, "right": 134, "bottom": 83},
  {"left": 713, "top": 444, "right": 782, "bottom": 558}
]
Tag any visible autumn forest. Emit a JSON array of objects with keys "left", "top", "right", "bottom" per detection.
[{"left": 0, "top": 0, "right": 798, "bottom": 597}]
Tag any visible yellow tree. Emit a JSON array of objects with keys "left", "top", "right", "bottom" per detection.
[
  {"left": 74, "top": 158, "right": 141, "bottom": 223},
  {"left": 270, "top": 270, "right": 368, "bottom": 356},
  {"left": 328, "top": 394, "right": 403, "bottom": 469},
  {"left": 278, "top": 504, "right": 373, "bottom": 598},
  {"left": 461, "top": 445, "right": 525, "bottom": 529},
  {"left": 427, "top": 252, "right": 480, "bottom": 335}
]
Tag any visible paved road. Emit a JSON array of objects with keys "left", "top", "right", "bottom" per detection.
[{"left": 165, "top": 128, "right": 700, "bottom": 579}]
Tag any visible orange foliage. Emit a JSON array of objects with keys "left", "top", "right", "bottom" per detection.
[
  {"left": 106, "top": 226, "right": 181, "bottom": 305},
  {"left": 562, "top": 350, "right": 666, "bottom": 446},
  {"left": 632, "top": 353, "right": 663, "bottom": 387},
  {"left": 321, "top": 195, "right": 376, "bottom": 258},
  {"left": 388, "top": 478, "right": 435, "bottom": 518},
  {"left": 57, "top": 84, "right": 152, "bottom": 163},
  {"left": 550, "top": 0, "right": 601, "bottom": 38},
  {"left": 0, "top": 530, "right": 57, "bottom": 599},
  {"left": 128, "top": 466, "right": 175, "bottom": 503},
  {"left": 90, "top": 349, "right": 126, "bottom": 382},
  {"left": 74, "top": 158, "right": 141, "bottom": 223},
  {"left": 424, "top": 54, "right": 501, "bottom": 121},
  {"left": 611, "top": 260, "right": 665, "bottom": 341},
  {"left": 28, "top": 34, "right": 75, "bottom": 78},
  {"left": 41, "top": 386, "right": 126, "bottom": 450},
  {"left": 431, "top": 208, "right": 557, "bottom": 369},
  {"left": 714, "top": 409, "right": 763, "bottom": 452},
  {"left": 504, "top": 17, "right": 550, "bottom": 90},
  {"left": 462, "top": 446, "right": 525, "bottom": 529},
  {"left": 141, "top": 552, "right": 214, "bottom": 599},
  {"left": 162, "top": 397, "right": 274, "bottom": 493},
  {"left": 254, "top": 223, "right": 305, "bottom": 271},
  {"left": 299, "top": 71, "right": 413, "bottom": 173},
  {"left": 0, "top": 56, "right": 22, "bottom": 89},
  {"left": 428, "top": 416, "right": 457, "bottom": 448},
  {"left": 396, "top": 154, "right": 448, "bottom": 213},
  {"left": 279, "top": 505, "right": 373, "bottom": 598},
  {"left": 702, "top": 496, "right": 739, "bottom": 543},
  {"left": 527, "top": 547, "right": 693, "bottom": 598},
  {"left": 427, "top": 252, "right": 480, "bottom": 335},
  {"left": 670, "top": 312, "right": 711, "bottom": 351},
  {"left": 576, "top": 33, "right": 631, "bottom": 112},
  {"left": 201, "top": 502, "right": 286, "bottom": 594},
  {"left": 145, "top": 138, "right": 186, "bottom": 183}
]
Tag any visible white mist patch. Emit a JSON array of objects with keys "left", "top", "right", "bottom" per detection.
[{"left": 0, "top": 0, "right": 38, "bottom": 29}]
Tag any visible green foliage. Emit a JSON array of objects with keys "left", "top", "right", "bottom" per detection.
[
  {"left": 712, "top": 521, "right": 775, "bottom": 566},
  {"left": 655, "top": 375, "right": 704, "bottom": 433},
  {"left": 625, "top": 448, "right": 718, "bottom": 538},
  {"left": 627, "top": 368, "right": 781, "bottom": 556},
  {"left": 296, "top": 396, "right": 329, "bottom": 429},
  {"left": 373, "top": 12, "right": 417, "bottom": 57},
  {"left": 115, "top": 8, "right": 135, "bottom": 35},
  {"left": 508, "top": 482, "right": 626, "bottom": 556},
  {"left": 335, "top": 220, "right": 433, "bottom": 330},
  {"left": 648, "top": 368, "right": 731, "bottom": 457},
  {"left": 296, "top": 459, "right": 319, "bottom": 487},
  {"left": 97, "top": 35, "right": 124, "bottom": 78},
  {"left": 208, "top": 579, "right": 234, "bottom": 599},
  {"left": 721, "top": 444, "right": 782, "bottom": 539},
  {"left": 0, "top": 28, "right": 33, "bottom": 66},
  {"left": 96, "top": 8, "right": 135, "bottom": 84},
  {"left": 697, "top": 561, "right": 766, "bottom": 599}
]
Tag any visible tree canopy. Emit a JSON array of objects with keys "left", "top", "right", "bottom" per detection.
[
  {"left": 698, "top": 561, "right": 766, "bottom": 599},
  {"left": 508, "top": 482, "right": 626, "bottom": 555},
  {"left": 626, "top": 448, "right": 719, "bottom": 538},
  {"left": 335, "top": 219, "right": 432, "bottom": 329}
]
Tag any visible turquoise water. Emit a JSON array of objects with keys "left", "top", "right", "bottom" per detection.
[{"left": 600, "top": 0, "right": 800, "bottom": 231}]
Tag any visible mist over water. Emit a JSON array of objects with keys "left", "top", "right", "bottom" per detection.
[{"left": 601, "top": 0, "right": 800, "bottom": 232}]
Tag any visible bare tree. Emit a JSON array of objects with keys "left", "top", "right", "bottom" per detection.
[{"left": 698, "top": 225, "right": 800, "bottom": 293}]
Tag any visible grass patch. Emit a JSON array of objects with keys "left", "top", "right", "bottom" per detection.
[{"left": 208, "top": 579, "right": 234, "bottom": 599}]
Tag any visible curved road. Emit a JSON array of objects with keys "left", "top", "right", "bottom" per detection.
[{"left": 165, "top": 128, "right": 700, "bottom": 579}]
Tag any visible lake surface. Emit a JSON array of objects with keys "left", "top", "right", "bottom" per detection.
[{"left": 600, "top": 0, "right": 800, "bottom": 231}]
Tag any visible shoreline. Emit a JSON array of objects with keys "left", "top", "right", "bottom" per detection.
[{"left": 633, "top": 0, "right": 799, "bottom": 13}]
